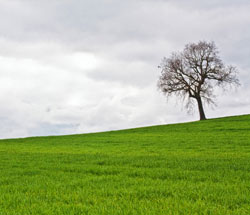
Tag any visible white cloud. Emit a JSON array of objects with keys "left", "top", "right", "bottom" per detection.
[{"left": 0, "top": 0, "right": 249, "bottom": 138}]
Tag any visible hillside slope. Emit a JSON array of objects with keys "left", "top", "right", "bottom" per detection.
[{"left": 0, "top": 115, "right": 249, "bottom": 215}]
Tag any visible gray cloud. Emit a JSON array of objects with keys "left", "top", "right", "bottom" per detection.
[{"left": 0, "top": 0, "right": 249, "bottom": 139}]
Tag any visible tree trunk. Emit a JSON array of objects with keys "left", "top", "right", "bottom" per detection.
[{"left": 196, "top": 96, "right": 206, "bottom": 120}]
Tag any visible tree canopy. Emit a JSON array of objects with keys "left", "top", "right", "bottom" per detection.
[{"left": 158, "top": 41, "right": 240, "bottom": 120}]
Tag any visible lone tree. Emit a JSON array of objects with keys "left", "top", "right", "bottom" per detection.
[{"left": 158, "top": 41, "right": 239, "bottom": 120}]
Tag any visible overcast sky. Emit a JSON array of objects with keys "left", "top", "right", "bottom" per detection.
[{"left": 0, "top": 0, "right": 249, "bottom": 139}]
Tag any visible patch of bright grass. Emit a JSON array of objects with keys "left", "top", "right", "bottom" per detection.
[{"left": 0, "top": 115, "right": 249, "bottom": 214}]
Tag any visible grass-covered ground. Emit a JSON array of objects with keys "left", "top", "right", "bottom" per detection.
[{"left": 0, "top": 115, "right": 249, "bottom": 215}]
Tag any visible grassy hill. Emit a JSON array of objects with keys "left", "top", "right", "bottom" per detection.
[{"left": 0, "top": 115, "right": 249, "bottom": 215}]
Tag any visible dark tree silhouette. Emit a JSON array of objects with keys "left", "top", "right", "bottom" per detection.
[{"left": 158, "top": 41, "right": 240, "bottom": 120}]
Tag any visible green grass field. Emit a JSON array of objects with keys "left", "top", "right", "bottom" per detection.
[{"left": 0, "top": 115, "right": 249, "bottom": 215}]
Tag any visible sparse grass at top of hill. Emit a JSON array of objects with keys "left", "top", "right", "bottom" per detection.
[{"left": 0, "top": 114, "right": 249, "bottom": 215}]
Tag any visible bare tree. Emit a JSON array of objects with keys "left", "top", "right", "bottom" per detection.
[{"left": 158, "top": 41, "right": 240, "bottom": 120}]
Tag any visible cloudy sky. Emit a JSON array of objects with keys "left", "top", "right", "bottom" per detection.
[{"left": 0, "top": 0, "right": 249, "bottom": 139}]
